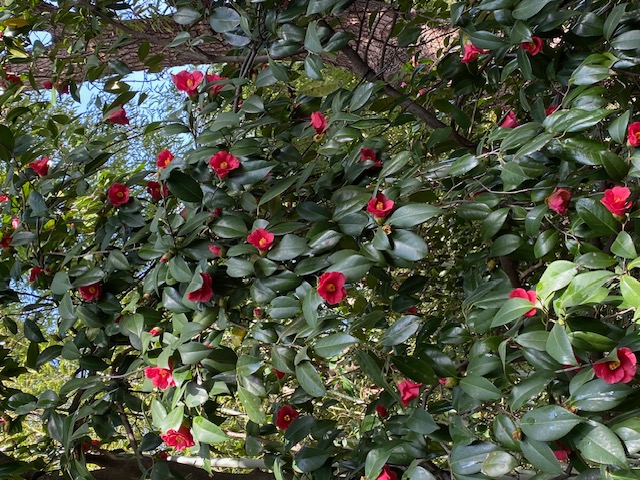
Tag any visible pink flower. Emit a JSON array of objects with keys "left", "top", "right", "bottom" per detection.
[
  {"left": 275, "top": 405, "right": 299, "bottom": 430},
  {"left": 545, "top": 104, "right": 559, "bottom": 116},
  {"left": 375, "top": 405, "right": 388, "bottom": 418},
  {"left": 206, "top": 73, "right": 227, "bottom": 95},
  {"left": 593, "top": 347, "right": 637, "bottom": 384},
  {"left": 146, "top": 181, "right": 168, "bottom": 201},
  {"left": 601, "top": 186, "right": 632, "bottom": 216},
  {"left": 208, "top": 244, "right": 222, "bottom": 257},
  {"left": 247, "top": 228, "right": 274, "bottom": 252},
  {"left": 627, "top": 122, "right": 640, "bottom": 147},
  {"left": 366, "top": 193, "right": 394, "bottom": 219},
  {"left": 376, "top": 465, "right": 397, "bottom": 480},
  {"left": 157, "top": 150, "right": 174, "bottom": 168},
  {"left": 0, "top": 195, "right": 8, "bottom": 203},
  {"left": 171, "top": 70, "right": 204, "bottom": 96},
  {"left": 145, "top": 366, "right": 176, "bottom": 390},
  {"left": 11, "top": 217, "right": 18, "bottom": 229},
  {"left": 500, "top": 110, "right": 520, "bottom": 128},
  {"left": 187, "top": 273, "right": 213, "bottom": 303},
  {"left": 149, "top": 327, "right": 162, "bottom": 336},
  {"left": 546, "top": 188, "right": 571, "bottom": 215},
  {"left": 509, "top": 288, "right": 537, "bottom": 317},
  {"left": 78, "top": 283, "right": 102, "bottom": 301},
  {"left": 360, "top": 148, "right": 382, "bottom": 168},
  {"left": 310, "top": 112, "right": 328, "bottom": 134},
  {"left": 461, "top": 44, "right": 488, "bottom": 63},
  {"left": 521, "top": 36, "right": 543, "bottom": 56},
  {"left": 161, "top": 425, "right": 194, "bottom": 451},
  {"left": 29, "top": 157, "right": 50, "bottom": 177},
  {"left": 209, "top": 151, "right": 240, "bottom": 179},
  {"left": 108, "top": 183, "right": 130, "bottom": 207},
  {"left": 317, "top": 272, "right": 347, "bottom": 305},
  {"left": 29, "top": 266, "right": 42, "bottom": 283},
  {"left": 106, "top": 106, "right": 129, "bottom": 125},
  {"left": 398, "top": 380, "right": 422, "bottom": 406}
]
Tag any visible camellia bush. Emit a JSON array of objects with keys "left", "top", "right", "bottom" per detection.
[{"left": 1, "top": 0, "right": 640, "bottom": 479}]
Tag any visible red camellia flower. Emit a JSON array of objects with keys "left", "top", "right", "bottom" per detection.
[
  {"left": 546, "top": 188, "right": 571, "bottom": 215},
  {"left": 376, "top": 465, "right": 397, "bottom": 480},
  {"left": 275, "top": 405, "right": 299, "bottom": 430},
  {"left": 144, "top": 366, "right": 176, "bottom": 390},
  {"left": 157, "top": 150, "right": 174, "bottom": 168},
  {"left": 601, "top": 186, "right": 632, "bottom": 217},
  {"left": 43, "top": 79, "right": 53, "bottom": 90},
  {"left": 78, "top": 283, "right": 102, "bottom": 301},
  {"left": 208, "top": 244, "right": 222, "bottom": 257},
  {"left": 187, "top": 273, "right": 213, "bottom": 303},
  {"left": 375, "top": 405, "right": 388, "bottom": 418},
  {"left": 29, "top": 157, "right": 50, "bottom": 176},
  {"left": 627, "top": 122, "right": 640, "bottom": 147},
  {"left": 157, "top": 451, "right": 169, "bottom": 461},
  {"left": 360, "top": 148, "right": 383, "bottom": 168},
  {"left": 310, "top": 112, "right": 328, "bottom": 134},
  {"left": 553, "top": 447, "right": 571, "bottom": 462},
  {"left": 593, "top": 347, "right": 637, "bottom": 384},
  {"left": 206, "top": 73, "right": 227, "bottom": 95},
  {"left": 106, "top": 106, "right": 129, "bottom": 125},
  {"left": 398, "top": 380, "right": 422, "bottom": 406},
  {"left": 161, "top": 425, "right": 195, "bottom": 451},
  {"left": 171, "top": 70, "right": 204, "bottom": 96},
  {"left": 146, "top": 181, "right": 168, "bottom": 201},
  {"left": 108, "top": 183, "right": 130, "bottom": 207},
  {"left": 509, "top": 288, "right": 537, "bottom": 317},
  {"left": 149, "top": 327, "right": 162, "bottom": 336},
  {"left": 366, "top": 193, "right": 395, "bottom": 219},
  {"left": 209, "top": 151, "right": 240, "bottom": 179},
  {"left": 500, "top": 110, "right": 520, "bottom": 128},
  {"left": 521, "top": 36, "right": 543, "bottom": 56},
  {"left": 0, "top": 234, "right": 11, "bottom": 249},
  {"left": 0, "top": 195, "right": 8, "bottom": 203},
  {"left": 461, "top": 44, "right": 488, "bottom": 64},
  {"left": 274, "top": 369, "right": 285, "bottom": 380},
  {"left": 317, "top": 271, "right": 347, "bottom": 305},
  {"left": 247, "top": 228, "right": 274, "bottom": 252},
  {"left": 545, "top": 104, "right": 559, "bottom": 116},
  {"left": 29, "top": 266, "right": 42, "bottom": 283}
]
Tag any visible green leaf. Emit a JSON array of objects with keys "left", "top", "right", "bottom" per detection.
[
  {"left": 451, "top": 443, "right": 499, "bottom": 476},
  {"left": 536, "top": 260, "right": 578, "bottom": 306},
  {"left": 168, "top": 171, "right": 203, "bottom": 203},
  {"left": 533, "top": 230, "right": 558, "bottom": 258},
  {"left": 314, "top": 333, "right": 358, "bottom": 358},
  {"left": 609, "top": 111, "right": 632, "bottom": 144},
  {"left": 294, "top": 447, "right": 330, "bottom": 473},
  {"left": 212, "top": 216, "right": 248, "bottom": 238},
  {"left": 295, "top": 361, "right": 326, "bottom": 397},
  {"left": 350, "top": 82, "right": 377, "bottom": 111},
  {"left": 612, "top": 231, "right": 637, "bottom": 259},
  {"left": 557, "top": 270, "right": 613, "bottom": 308},
  {"left": 521, "top": 405, "right": 584, "bottom": 441},
  {"left": 604, "top": 4, "right": 626, "bottom": 40},
  {"left": 546, "top": 323, "right": 578, "bottom": 366},
  {"left": 267, "top": 234, "right": 308, "bottom": 261},
  {"left": 51, "top": 272, "right": 72, "bottom": 295},
  {"left": 469, "top": 31, "right": 508, "bottom": 49},
  {"left": 387, "top": 204, "right": 442, "bottom": 228},
  {"left": 509, "top": 372, "right": 553, "bottom": 410},
  {"left": 448, "top": 154, "right": 479, "bottom": 175},
  {"left": 513, "top": 0, "right": 553, "bottom": 20},
  {"left": 520, "top": 439, "right": 563, "bottom": 475},
  {"left": 491, "top": 298, "right": 536, "bottom": 327},
  {"left": 408, "top": 409, "right": 439, "bottom": 435},
  {"left": 379, "top": 151, "right": 411, "bottom": 177},
  {"left": 575, "top": 422, "right": 627, "bottom": 467},
  {"left": 481, "top": 208, "right": 510, "bottom": 241},
  {"left": 209, "top": 7, "right": 241, "bottom": 33},
  {"left": 392, "top": 356, "right": 436, "bottom": 384},
  {"left": 459, "top": 375, "right": 502, "bottom": 401},
  {"left": 380, "top": 315, "right": 421, "bottom": 346},
  {"left": 192, "top": 416, "right": 229, "bottom": 444},
  {"left": 390, "top": 230, "right": 429, "bottom": 261},
  {"left": 327, "top": 252, "right": 373, "bottom": 281},
  {"left": 304, "top": 21, "right": 324, "bottom": 53},
  {"left": 611, "top": 30, "right": 640, "bottom": 50},
  {"left": 621, "top": 275, "right": 640, "bottom": 309},
  {"left": 570, "top": 379, "right": 632, "bottom": 412},
  {"left": 481, "top": 451, "right": 518, "bottom": 478},
  {"left": 173, "top": 7, "right": 200, "bottom": 25},
  {"left": 237, "top": 387, "right": 266, "bottom": 424}
]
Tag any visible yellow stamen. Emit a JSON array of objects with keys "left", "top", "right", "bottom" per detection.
[
  {"left": 326, "top": 284, "right": 336, "bottom": 292},
  {"left": 609, "top": 361, "right": 621, "bottom": 370}
]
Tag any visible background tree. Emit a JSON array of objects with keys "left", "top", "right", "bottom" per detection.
[{"left": 1, "top": 1, "right": 640, "bottom": 480}]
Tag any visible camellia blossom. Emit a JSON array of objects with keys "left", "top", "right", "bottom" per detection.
[
  {"left": 553, "top": 445, "right": 571, "bottom": 462},
  {"left": 509, "top": 288, "right": 537, "bottom": 317},
  {"left": 209, "top": 151, "right": 240, "bottom": 179},
  {"left": 247, "top": 228, "right": 274, "bottom": 252},
  {"left": 106, "top": 106, "right": 129, "bottom": 125},
  {"left": 29, "top": 157, "right": 50, "bottom": 177},
  {"left": 145, "top": 366, "right": 176, "bottom": 389},
  {"left": 29, "top": 266, "right": 42, "bottom": 283},
  {"left": 0, "top": 195, "right": 8, "bottom": 203},
  {"left": 146, "top": 181, "right": 168, "bottom": 201},
  {"left": 274, "top": 369, "right": 285, "bottom": 380},
  {"left": 187, "top": 273, "right": 213, "bottom": 303},
  {"left": 171, "top": 70, "right": 203, "bottom": 96},
  {"left": 601, "top": 186, "right": 632, "bottom": 217},
  {"left": 360, "top": 148, "right": 382, "bottom": 168},
  {"left": 366, "top": 193, "right": 395, "bottom": 218},
  {"left": 398, "top": 380, "right": 422, "bottom": 406},
  {"left": 317, "top": 271, "right": 347, "bottom": 305},
  {"left": 593, "top": 347, "right": 637, "bottom": 384},
  {"left": 160, "top": 425, "right": 194, "bottom": 451},
  {"left": 376, "top": 465, "right": 398, "bottom": 480},
  {"left": 149, "top": 327, "right": 162, "bottom": 336},
  {"left": 499, "top": 110, "right": 520, "bottom": 128},
  {"left": 310, "top": 112, "right": 328, "bottom": 134},
  {"left": 43, "top": 79, "right": 53, "bottom": 90},
  {"left": 546, "top": 188, "right": 571, "bottom": 215},
  {"left": 208, "top": 244, "right": 222, "bottom": 257},
  {"left": 545, "top": 104, "right": 559, "bottom": 116},
  {"left": 375, "top": 405, "right": 388, "bottom": 418},
  {"left": 521, "top": 36, "right": 543, "bottom": 56},
  {"left": 461, "top": 43, "right": 488, "bottom": 63},
  {"left": 78, "top": 283, "right": 102, "bottom": 302},
  {"left": 206, "top": 73, "right": 227, "bottom": 95},
  {"left": 156, "top": 150, "right": 174, "bottom": 168},
  {"left": 0, "top": 234, "right": 11, "bottom": 249},
  {"left": 108, "top": 183, "right": 130, "bottom": 207},
  {"left": 275, "top": 405, "right": 299, "bottom": 430},
  {"left": 627, "top": 122, "right": 640, "bottom": 147}
]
